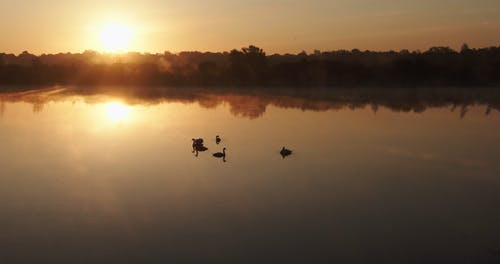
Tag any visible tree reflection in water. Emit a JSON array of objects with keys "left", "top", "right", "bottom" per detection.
[{"left": 0, "top": 86, "right": 499, "bottom": 119}]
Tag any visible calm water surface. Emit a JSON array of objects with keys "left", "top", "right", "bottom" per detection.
[{"left": 0, "top": 87, "right": 500, "bottom": 263}]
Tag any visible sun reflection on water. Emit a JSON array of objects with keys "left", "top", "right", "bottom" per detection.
[{"left": 106, "top": 102, "right": 131, "bottom": 122}]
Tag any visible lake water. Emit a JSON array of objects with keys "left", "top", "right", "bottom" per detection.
[{"left": 1, "top": 87, "right": 500, "bottom": 263}]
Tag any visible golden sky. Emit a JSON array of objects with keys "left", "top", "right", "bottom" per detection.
[{"left": 1, "top": 0, "right": 499, "bottom": 54}]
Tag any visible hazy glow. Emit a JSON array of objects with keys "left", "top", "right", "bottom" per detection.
[
  {"left": 100, "top": 22, "right": 133, "bottom": 53},
  {"left": 0, "top": 0, "right": 499, "bottom": 53},
  {"left": 106, "top": 102, "right": 131, "bottom": 122}
]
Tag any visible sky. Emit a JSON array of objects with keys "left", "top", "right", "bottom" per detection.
[{"left": 0, "top": 0, "right": 499, "bottom": 54}]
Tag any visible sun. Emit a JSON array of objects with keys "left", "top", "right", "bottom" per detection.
[{"left": 100, "top": 22, "right": 133, "bottom": 53}]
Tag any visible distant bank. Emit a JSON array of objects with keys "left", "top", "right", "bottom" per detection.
[{"left": 1, "top": 45, "right": 499, "bottom": 88}]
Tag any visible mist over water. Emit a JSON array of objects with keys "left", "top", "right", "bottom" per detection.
[{"left": 1, "top": 87, "right": 500, "bottom": 263}]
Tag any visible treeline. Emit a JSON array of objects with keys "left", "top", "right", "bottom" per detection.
[{"left": 1, "top": 44, "right": 500, "bottom": 87}]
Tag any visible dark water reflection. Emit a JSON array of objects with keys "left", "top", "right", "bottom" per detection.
[
  {"left": 1, "top": 86, "right": 500, "bottom": 118},
  {"left": 0, "top": 87, "right": 499, "bottom": 264}
]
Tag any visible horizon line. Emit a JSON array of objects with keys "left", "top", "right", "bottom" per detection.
[{"left": 2, "top": 43, "right": 499, "bottom": 56}]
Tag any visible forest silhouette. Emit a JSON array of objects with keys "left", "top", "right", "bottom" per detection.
[{"left": 1, "top": 44, "right": 499, "bottom": 87}]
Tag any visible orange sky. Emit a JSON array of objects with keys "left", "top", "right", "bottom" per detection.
[{"left": 1, "top": 0, "right": 499, "bottom": 54}]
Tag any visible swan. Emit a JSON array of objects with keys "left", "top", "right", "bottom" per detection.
[
  {"left": 280, "top": 146, "right": 292, "bottom": 157},
  {"left": 213, "top": 148, "right": 226, "bottom": 158},
  {"left": 195, "top": 145, "right": 208, "bottom": 151},
  {"left": 192, "top": 138, "right": 204, "bottom": 145},
  {"left": 215, "top": 135, "right": 221, "bottom": 144},
  {"left": 192, "top": 138, "right": 204, "bottom": 148},
  {"left": 192, "top": 138, "right": 206, "bottom": 152}
]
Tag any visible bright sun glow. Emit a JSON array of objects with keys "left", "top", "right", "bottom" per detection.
[
  {"left": 100, "top": 22, "right": 133, "bottom": 53},
  {"left": 106, "top": 102, "right": 131, "bottom": 122}
]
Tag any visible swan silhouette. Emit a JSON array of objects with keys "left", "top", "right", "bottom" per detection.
[
  {"left": 215, "top": 135, "right": 221, "bottom": 144},
  {"left": 280, "top": 146, "right": 292, "bottom": 158},
  {"left": 213, "top": 148, "right": 226, "bottom": 158},
  {"left": 192, "top": 138, "right": 204, "bottom": 145},
  {"left": 213, "top": 148, "right": 226, "bottom": 162},
  {"left": 195, "top": 145, "right": 208, "bottom": 151},
  {"left": 192, "top": 138, "right": 205, "bottom": 152}
]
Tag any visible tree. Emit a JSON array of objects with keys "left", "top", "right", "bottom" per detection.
[
  {"left": 425, "top": 46, "right": 457, "bottom": 54},
  {"left": 461, "top": 43, "right": 472, "bottom": 54},
  {"left": 242, "top": 45, "right": 265, "bottom": 56},
  {"left": 229, "top": 45, "right": 267, "bottom": 85}
]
